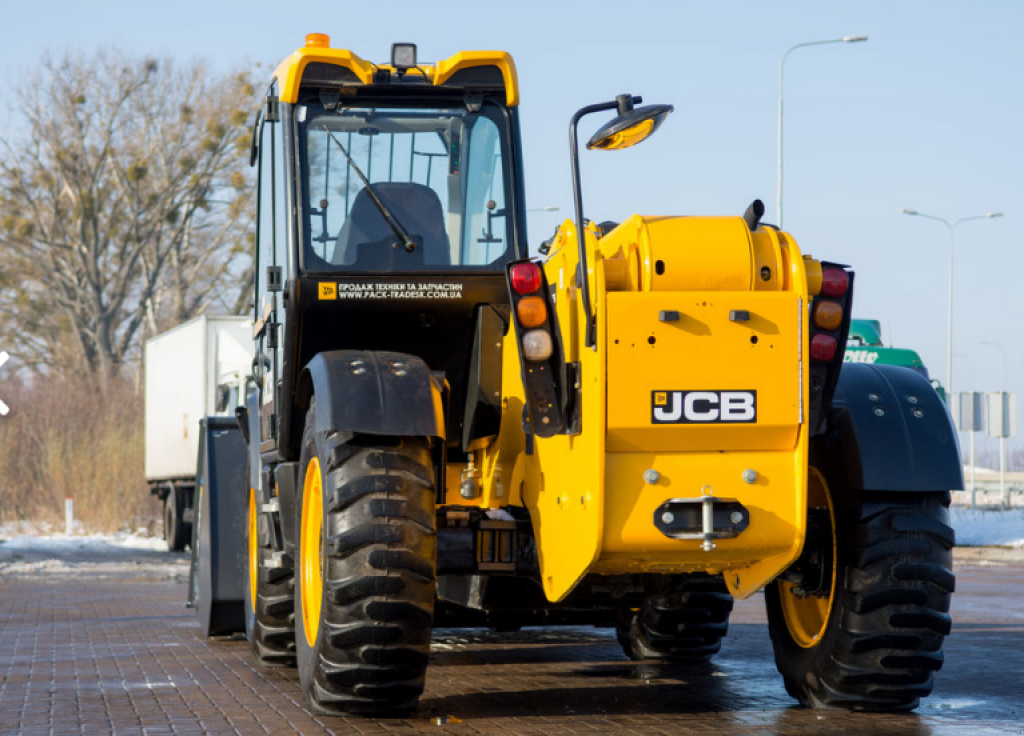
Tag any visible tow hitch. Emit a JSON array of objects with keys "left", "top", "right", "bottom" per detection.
[{"left": 654, "top": 493, "right": 750, "bottom": 551}]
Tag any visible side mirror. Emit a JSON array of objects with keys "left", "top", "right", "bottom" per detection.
[
  {"left": 569, "top": 93, "right": 674, "bottom": 348},
  {"left": 587, "top": 94, "right": 673, "bottom": 151}
]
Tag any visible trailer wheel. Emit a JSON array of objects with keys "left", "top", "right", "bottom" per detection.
[
  {"left": 616, "top": 573, "right": 734, "bottom": 662},
  {"left": 294, "top": 401, "right": 436, "bottom": 715},
  {"left": 765, "top": 466, "right": 955, "bottom": 711},
  {"left": 164, "top": 485, "right": 189, "bottom": 552},
  {"left": 244, "top": 484, "right": 297, "bottom": 667}
]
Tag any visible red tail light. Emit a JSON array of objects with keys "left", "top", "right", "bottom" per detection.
[
  {"left": 821, "top": 268, "right": 849, "bottom": 298},
  {"left": 510, "top": 262, "right": 542, "bottom": 294},
  {"left": 810, "top": 334, "right": 838, "bottom": 362}
]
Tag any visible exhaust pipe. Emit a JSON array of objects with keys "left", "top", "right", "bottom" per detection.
[{"left": 743, "top": 199, "right": 765, "bottom": 232}]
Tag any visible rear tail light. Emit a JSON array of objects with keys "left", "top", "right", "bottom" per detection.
[
  {"left": 522, "top": 329, "right": 554, "bottom": 362},
  {"left": 505, "top": 258, "right": 567, "bottom": 436},
  {"left": 810, "top": 334, "right": 838, "bottom": 362},
  {"left": 821, "top": 268, "right": 849, "bottom": 298},
  {"left": 516, "top": 296, "right": 548, "bottom": 328},
  {"left": 510, "top": 262, "right": 542, "bottom": 294},
  {"left": 813, "top": 301, "right": 843, "bottom": 330}
]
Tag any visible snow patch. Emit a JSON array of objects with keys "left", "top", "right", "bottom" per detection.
[{"left": 950, "top": 507, "right": 1024, "bottom": 548}]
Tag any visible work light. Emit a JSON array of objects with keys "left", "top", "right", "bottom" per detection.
[{"left": 391, "top": 43, "right": 417, "bottom": 71}]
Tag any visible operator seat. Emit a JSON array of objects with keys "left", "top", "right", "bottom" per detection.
[{"left": 333, "top": 182, "right": 451, "bottom": 270}]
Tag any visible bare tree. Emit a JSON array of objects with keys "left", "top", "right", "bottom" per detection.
[{"left": 0, "top": 51, "right": 257, "bottom": 378}]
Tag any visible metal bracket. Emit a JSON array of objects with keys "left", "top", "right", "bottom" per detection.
[
  {"left": 261, "top": 498, "right": 280, "bottom": 514},
  {"left": 263, "top": 96, "right": 280, "bottom": 123}
]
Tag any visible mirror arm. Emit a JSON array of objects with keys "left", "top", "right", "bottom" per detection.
[{"left": 569, "top": 97, "right": 640, "bottom": 349}]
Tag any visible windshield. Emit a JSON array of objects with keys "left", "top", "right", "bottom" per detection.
[{"left": 299, "top": 103, "right": 514, "bottom": 272}]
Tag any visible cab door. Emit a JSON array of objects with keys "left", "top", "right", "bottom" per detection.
[{"left": 254, "top": 85, "right": 289, "bottom": 448}]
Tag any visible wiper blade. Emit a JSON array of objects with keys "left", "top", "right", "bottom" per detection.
[{"left": 323, "top": 127, "right": 417, "bottom": 253}]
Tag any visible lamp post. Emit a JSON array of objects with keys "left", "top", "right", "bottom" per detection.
[
  {"left": 978, "top": 340, "right": 1008, "bottom": 504},
  {"left": 777, "top": 35, "right": 868, "bottom": 229},
  {"left": 900, "top": 209, "right": 1003, "bottom": 396},
  {"left": 954, "top": 352, "right": 977, "bottom": 506}
]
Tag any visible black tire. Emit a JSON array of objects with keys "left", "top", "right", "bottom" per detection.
[
  {"left": 244, "top": 483, "right": 297, "bottom": 667},
  {"left": 765, "top": 481, "right": 955, "bottom": 712},
  {"left": 164, "top": 486, "right": 188, "bottom": 552},
  {"left": 295, "top": 401, "right": 436, "bottom": 716},
  {"left": 616, "top": 573, "right": 734, "bottom": 662}
]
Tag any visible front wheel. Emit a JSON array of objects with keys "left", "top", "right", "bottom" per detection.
[
  {"left": 164, "top": 486, "right": 189, "bottom": 552},
  {"left": 765, "top": 466, "right": 955, "bottom": 712},
  {"left": 244, "top": 482, "right": 296, "bottom": 667},
  {"left": 294, "top": 400, "right": 436, "bottom": 715},
  {"left": 616, "top": 573, "right": 733, "bottom": 663}
]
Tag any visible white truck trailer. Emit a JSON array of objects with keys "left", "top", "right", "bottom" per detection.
[{"left": 145, "top": 315, "right": 253, "bottom": 551}]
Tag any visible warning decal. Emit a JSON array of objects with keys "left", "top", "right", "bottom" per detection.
[{"left": 335, "top": 282, "right": 465, "bottom": 300}]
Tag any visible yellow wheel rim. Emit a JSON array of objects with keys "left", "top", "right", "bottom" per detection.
[
  {"left": 300, "top": 456, "right": 324, "bottom": 648},
  {"left": 778, "top": 467, "right": 837, "bottom": 648},
  {"left": 248, "top": 487, "right": 258, "bottom": 614}
]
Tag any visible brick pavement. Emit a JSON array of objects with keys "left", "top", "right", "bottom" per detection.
[{"left": 0, "top": 561, "right": 1020, "bottom": 735}]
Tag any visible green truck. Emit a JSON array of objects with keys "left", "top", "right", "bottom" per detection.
[{"left": 844, "top": 319, "right": 945, "bottom": 400}]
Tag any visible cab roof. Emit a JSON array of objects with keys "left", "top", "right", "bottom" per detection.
[{"left": 272, "top": 35, "right": 519, "bottom": 107}]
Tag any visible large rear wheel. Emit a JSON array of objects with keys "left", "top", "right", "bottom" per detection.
[
  {"left": 765, "top": 466, "right": 955, "bottom": 711},
  {"left": 244, "top": 482, "right": 297, "bottom": 667},
  {"left": 295, "top": 400, "right": 436, "bottom": 715},
  {"left": 616, "top": 573, "right": 734, "bottom": 663}
]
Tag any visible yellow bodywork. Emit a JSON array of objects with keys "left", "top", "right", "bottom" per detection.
[
  {"left": 452, "top": 215, "right": 815, "bottom": 603},
  {"left": 272, "top": 39, "right": 519, "bottom": 106}
]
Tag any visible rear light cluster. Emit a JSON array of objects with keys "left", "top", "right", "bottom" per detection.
[
  {"left": 809, "top": 267, "right": 850, "bottom": 363},
  {"left": 807, "top": 263, "right": 854, "bottom": 431},
  {"left": 510, "top": 263, "right": 554, "bottom": 361},
  {"left": 506, "top": 260, "right": 566, "bottom": 437}
]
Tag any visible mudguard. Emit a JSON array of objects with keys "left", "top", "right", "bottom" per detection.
[
  {"left": 187, "top": 417, "right": 248, "bottom": 636},
  {"left": 297, "top": 350, "right": 446, "bottom": 439},
  {"left": 827, "top": 363, "right": 963, "bottom": 491}
]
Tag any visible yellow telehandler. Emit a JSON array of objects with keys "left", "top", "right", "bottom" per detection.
[{"left": 196, "top": 34, "right": 962, "bottom": 716}]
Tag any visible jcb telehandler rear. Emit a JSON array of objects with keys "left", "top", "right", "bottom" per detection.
[{"left": 226, "top": 34, "right": 961, "bottom": 716}]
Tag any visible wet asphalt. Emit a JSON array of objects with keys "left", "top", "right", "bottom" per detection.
[{"left": 0, "top": 551, "right": 1020, "bottom": 734}]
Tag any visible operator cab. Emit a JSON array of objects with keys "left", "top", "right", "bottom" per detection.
[{"left": 251, "top": 36, "right": 527, "bottom": 458}]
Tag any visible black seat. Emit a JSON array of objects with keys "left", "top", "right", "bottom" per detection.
[{"left": 332, "top": 182, "right": 451, "bottom": 270}]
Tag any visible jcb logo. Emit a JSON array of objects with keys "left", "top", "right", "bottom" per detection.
[{"left": 651, "top": 390, "right": 757, "bottom": 424}]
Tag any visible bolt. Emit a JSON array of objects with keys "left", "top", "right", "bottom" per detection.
[
  {"left": 393, "top": 369, "right": 407, "bottom": 376},
  {"left": 742, "top": 469, "right": 758, "bottom": 484},
  {"left": 912, "top": 408, "right": 925, "bottom": 418},
  {"left": 907, "top": 395, "right": 919, "bottom": 404},
  {"left": 730, "top": 511, "right": 744, "bottom": 524},
  {"left": 352, "top": 367, "right": 366, "bottom": 375},
  {"left": 868, "top": 393, "right": 881, "bottom": 402},
  {"left": 873, "top": 406, "right": 885, "bottom": 417},
  {"left": 661, "top": 511, "right": 675, "bottom": 524},
  {"left": 643, "top": 469, "right": 660, "bottom": 484}
]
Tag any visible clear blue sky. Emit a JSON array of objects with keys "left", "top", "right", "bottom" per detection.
[{"left": 3, "top": 0, "right": 1022, "bottom": 456}]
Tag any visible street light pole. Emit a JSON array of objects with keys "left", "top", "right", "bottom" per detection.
[
  {"left": 900, "top": 209, "right": 1003, "bottom": 397},
  {"left": 954, "top": 352, "right": 977, "bottom": 506},
  {"left": 979, "top": 340, "right": 1009, "bottom": 505},
  {"left": 777, "top": 35, "right": 867, "bottom": 229}
]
